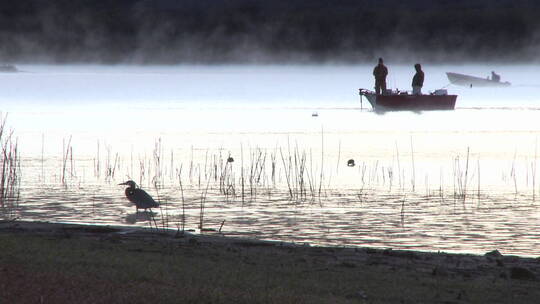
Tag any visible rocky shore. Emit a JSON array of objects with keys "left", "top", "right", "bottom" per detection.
[{"left": 1, "top": 220, "right": 539, "bottom": 303}]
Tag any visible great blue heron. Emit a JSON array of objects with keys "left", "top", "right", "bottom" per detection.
[{"left": 119, "top": 180, "right": 159, "bottom": 212}]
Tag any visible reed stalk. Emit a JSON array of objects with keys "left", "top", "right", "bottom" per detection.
[
  {"left": 41, "top": 134, "right": 44, "bottom": 182},
  {"left": 61, "top": 136, "right": 72, "bottom": 185},
  {"left": 533, "top": 138, "right": 537, "bottom": 200},
  {"left": 410, "top": 137, "right": 415, "bottom": 192},
  {"left": 477, "top": 159, "right": 481, "bottom": 203},
  {"left": 279, "top": 147, "right": 293, "bottom": 198},
  {"left": 199, "top": 178, "right": 211, "bottom": 231},
  {"left": 178, "top": 166, "right": 186, "bottom": 232},
  {"left": 0, "top": 117, "right": 20, "bottom": 220},
  {"left": 336, "top": 140, "right": 341, "bottom": 174},
  {"left": 463, "top": 147, "right": 469, "bottom": 202},
  {"left": 241, "top": 144, "right": 245, "bottom": 204},
  {"left": 395, "top": 142, "right": 402, "bottom": 190},
  {"left": 189, "top": 145, "right": 194, "bottom": 183},
  {"left": 439, "top": 167, "right": 444, "bottom": 203},
  {"left": 511, "top": 150, "right": 518, "bottom": 195},
  {"left": 318, "top": 127, "right": 324, "bottom": 197}
]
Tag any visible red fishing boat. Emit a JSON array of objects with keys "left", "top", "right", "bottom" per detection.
[{"left": 358, "top": 89, "right": 457, "bottom": 112}]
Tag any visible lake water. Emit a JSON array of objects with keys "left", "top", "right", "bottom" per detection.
[{"left": 2, "top": 64, "right": 540, "bottom": 257}]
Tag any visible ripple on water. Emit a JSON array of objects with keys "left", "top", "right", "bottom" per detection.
[{"left": 8, "top": 162, "right": 540, "bottom": 257}]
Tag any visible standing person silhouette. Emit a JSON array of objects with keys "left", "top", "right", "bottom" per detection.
[
  {"left": 491, "top": 71, "right": 500, "bottom": 82},
  {"left": 412, "top": 63, "right": 424, "bottom": 95},
  {"left": 373, "top": 58, "right": 388, "bottom": 95}
]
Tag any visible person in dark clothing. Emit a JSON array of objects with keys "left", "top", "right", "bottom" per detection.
[
  {"left": 491, "top": 71, "right": 501, "bottom": 82},
  {"left": 373, "top": 58, "right": 388, "bottom": 95},
  {"left": 412, "top": 63, "right": 424, "bottom": 95}
]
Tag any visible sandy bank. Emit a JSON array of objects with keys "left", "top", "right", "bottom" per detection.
[{"left": 1, "top": 220, "right": 539, "bottom": 303}]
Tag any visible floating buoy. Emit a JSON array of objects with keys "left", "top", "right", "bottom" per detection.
[
  {"left": 312, "top": 112, "right": 318, "bottom": 117},
  {"left": 347, "top": 159, "right": 355, "bottom": 167}
]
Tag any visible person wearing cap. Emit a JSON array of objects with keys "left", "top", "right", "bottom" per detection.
[
  {"left": 412, "top": 63, "right": 424, "bottom": 95},
  {"left": 373, "top": 58, "right": 388, "bottom": 95},
  {"left": 491, "top": 71, "right": 500, "bottom": 82}
]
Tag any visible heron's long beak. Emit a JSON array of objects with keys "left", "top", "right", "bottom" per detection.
[{"left": 118, "top": 182, "right": 128, "bottom": 185}]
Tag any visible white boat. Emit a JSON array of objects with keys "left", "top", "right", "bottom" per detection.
[
  {"left": 446, "top": 72, "right": 510, "bottom": 87},
  {"left": 0, "top": 64, "right": 18, "bottom": 72}
]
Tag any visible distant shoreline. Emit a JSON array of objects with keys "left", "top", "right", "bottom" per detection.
[{"left": 2, "top": 1, "right": 540, "bottom": 64}]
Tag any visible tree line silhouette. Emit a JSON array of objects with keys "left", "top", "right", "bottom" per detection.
[{"left": 1, "top": 0, "right": 539, "bottom": 63}]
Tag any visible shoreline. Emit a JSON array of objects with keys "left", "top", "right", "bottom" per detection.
[
  {"left": 2, "top": 219, "right": 538, "bottom": 259},
  {"left": 1, "top": 220, "right": 539, "bottom": 303}
]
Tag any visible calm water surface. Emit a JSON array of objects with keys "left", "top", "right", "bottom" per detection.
[{"left": 3, "top": 64, "right": 540, "bottom": 257}]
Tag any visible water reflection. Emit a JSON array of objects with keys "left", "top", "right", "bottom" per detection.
[
  {"left": 125, "top": 211, "right": 157, "bottom": 224},
  {"left": 12, "top": 178, "right": 540, "bottom": 257}
]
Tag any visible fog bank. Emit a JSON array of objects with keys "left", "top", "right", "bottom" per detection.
[{"left": 2, "top": 0, "right": 540, "bottom": 64}]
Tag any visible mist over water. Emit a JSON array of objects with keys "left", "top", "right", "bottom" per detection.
[
  {"left": 3, "top": 64, "right": 540, "bottom": 256},
  {"left": 3, "top": 0, "right": 540, "bottom": 64}
]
